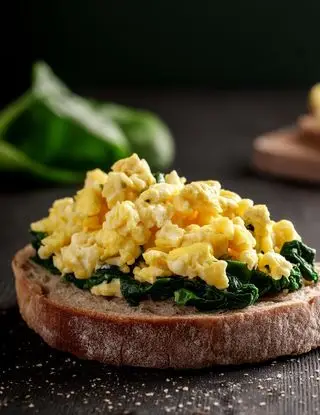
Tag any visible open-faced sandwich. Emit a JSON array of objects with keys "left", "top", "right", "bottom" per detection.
[{"left": 12, "top": 154, "right": 320, "bottom": 368}]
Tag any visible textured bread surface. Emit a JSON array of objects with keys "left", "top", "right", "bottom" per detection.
[{"left": 12, "top": 245, "right": 320, "bottom": 369}]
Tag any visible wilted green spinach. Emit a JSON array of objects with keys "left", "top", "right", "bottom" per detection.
[{"left": 30, "top": 231, "right": 318, "bottom": 312}]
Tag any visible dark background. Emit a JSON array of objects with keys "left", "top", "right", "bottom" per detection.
[
  {"left": 5, "top": 0, "right": 320, "bottom": 109},
  {"left": 2, "top": 3, "right": 320, "bottom": 414}
]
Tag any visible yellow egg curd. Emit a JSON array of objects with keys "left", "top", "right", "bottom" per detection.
[{"left": 31, "top": 153, "right": 301, "bottom": 296}]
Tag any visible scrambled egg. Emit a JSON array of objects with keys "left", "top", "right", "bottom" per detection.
[
  {"left": 91, "top": 279, "right": 122, "bottom": 297},
  {"left": 134, "top": 249, "right": 172, "bottom": 284},
  {"left": 31, "top": 153, "right": 301, "bottom": 296},
  {"left": 167, "top": 242, "right": 228, "bottom": 289}
]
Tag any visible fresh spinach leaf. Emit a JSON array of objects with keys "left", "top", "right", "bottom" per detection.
[
  {"left": 98, "top": 104, "right": 175, "bottom": 171},
  {"left": 0, "top": 62, "right": 174, "bottom": 183},
  {"left": 3, "top": 63, "right": 128, "bottom": 181}
]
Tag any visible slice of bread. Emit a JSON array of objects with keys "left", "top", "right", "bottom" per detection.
[{"left": 12, "top": 245, "right": 320, "bottom": 369}]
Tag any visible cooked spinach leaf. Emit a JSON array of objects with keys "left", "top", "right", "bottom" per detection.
[
  {"left": 226, "top": 260, "right": 252, "bottom": 283},
  {"left": 174, "top": 289, "right": 198, "bottom": 306},
  {"left": 119, "top": 276, "right": 149, "bottom": 306},
  {"left": 30, "top": 230, "right": 48, "bottom": 251},
  {"left": 250, "top": 267, "right": 302, "bottom": 297},
  {"left": 280, "top": 240, "right": 318, "bottom": 281},
  {"left": 29, "top": 229, "right": 318, "bottom": 312},
  {"left": 30, "top": 254, "right": 61, "bottom": 275},
  {"left": 62, "top": 266, "right": 124, "bottom": 289},
  {"left": 120, "top": 274, "right": 259, "bottom": 310},
  {"left": 174, "top": 276, "right": 259, "bottom": 311},
  {"left": 119, "top": 276, "right": 186, "bottom": 306},
  {"left": 148, "top": 277, "right": 189, "bottom": 300}
]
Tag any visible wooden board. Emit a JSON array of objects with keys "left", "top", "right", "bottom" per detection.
[{"left": 253, "top": 127, "right": 320, "bottom": 183}]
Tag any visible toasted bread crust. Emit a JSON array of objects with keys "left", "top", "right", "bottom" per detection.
[{"left": 12, "top": 245, "right": 320, "bottom": 369}]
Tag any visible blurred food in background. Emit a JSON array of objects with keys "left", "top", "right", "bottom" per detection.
[
  {"left": 297, "top": 84, "right": 320, "bottom": 145},
  {"left": 0, "top": 62, "right": 175, "bottom": 184},
  {"left": 252, "top": 83, "right": 320, "bottom": 183}
]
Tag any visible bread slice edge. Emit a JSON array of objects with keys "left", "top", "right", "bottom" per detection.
[{"left": 12, "top": 245, "right": 320, "bottom": 369}]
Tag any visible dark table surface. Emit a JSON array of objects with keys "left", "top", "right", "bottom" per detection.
[{"left": 1, "top": 89, "right": 320, "bottom": 415}]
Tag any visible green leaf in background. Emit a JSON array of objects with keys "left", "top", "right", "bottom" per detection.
[
  {"left": 153, "top": 171, "right": 166, "bottom": 183},
  {"left": 0, "top": 62, "right": 175, "bottom": 183},
  {"left": 98, "top": 103, "right": 175, "bottom": 171}
]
